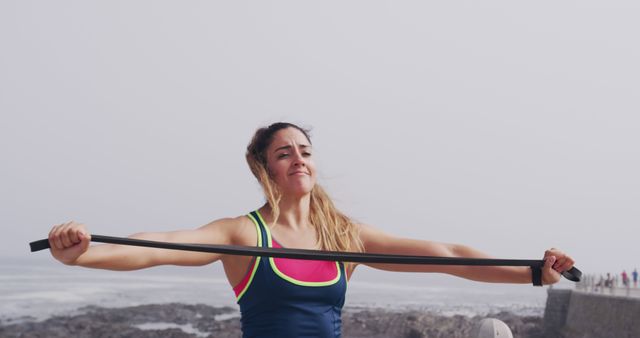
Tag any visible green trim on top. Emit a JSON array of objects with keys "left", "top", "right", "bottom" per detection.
[
  {"left": 235, "top": 213, "right": 263, "bottom": 302},
  {"left": 254, "top": 210, "right": 341, "bottom": 287}
]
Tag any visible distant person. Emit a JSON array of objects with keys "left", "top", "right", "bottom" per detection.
[
  {"left": 44, "top": 122, "right": 576, "bottom": 338},
  {"left": 605, "top": 273, "right": 612, "bottom": 289},
  {"left": 622, "top": 270, "right": 629, "bottom": 288},
  {"left": 633, "top": 269, "right": 638, "bottom": 288},
  {"left": 595, "top": 275, "right": 604, "bottom": 292}
]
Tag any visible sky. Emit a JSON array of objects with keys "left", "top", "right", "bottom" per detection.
[{"left": 1, "top": 1, "right": 639, "bottom": 279}]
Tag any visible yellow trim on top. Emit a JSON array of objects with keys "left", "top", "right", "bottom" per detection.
[
  {"left": 235, "top": 213, "right": 263, "bottom": 302},
  {"left": 254, "top": 210, "right": 342, "bottom": 287}
]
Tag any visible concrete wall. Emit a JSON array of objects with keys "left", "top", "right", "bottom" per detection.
[{"left": 543, "top": 289, "right": 640, "bottom": 338}]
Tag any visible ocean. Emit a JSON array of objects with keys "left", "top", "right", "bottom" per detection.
[{"left": 0, "top": 256, "right": 557, "bottom": 324}]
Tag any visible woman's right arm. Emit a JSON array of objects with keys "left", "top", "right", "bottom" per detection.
[{"left": 48, "top": 218, "right": 239, "bottom": 271}]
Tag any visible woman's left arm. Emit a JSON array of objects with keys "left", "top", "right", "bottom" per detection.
[{"left": 357, "top": 224, "right": 574, "bottom": 285}]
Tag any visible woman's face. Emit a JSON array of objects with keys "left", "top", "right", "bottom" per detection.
[{"left": 265, "top": 127, "right": 316, "bottom": 197}]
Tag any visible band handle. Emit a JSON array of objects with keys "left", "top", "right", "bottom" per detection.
[
  {"left": 561, "top": 267, "right": 582, "bottom": 282},
  {"left": 30, "top": 238, "right": 53, "bottom": 252},
  {"left": 531, "top": 266, "right": 543, "bottom": 286}
]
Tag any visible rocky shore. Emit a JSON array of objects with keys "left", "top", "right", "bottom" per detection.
[{"left": 0, "top": 303, "right": 543, "bottom": 338}]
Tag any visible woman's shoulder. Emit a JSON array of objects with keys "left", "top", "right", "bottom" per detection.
[
  {"left": 199, "top": 214, "right": 257, "bottom": 246},
  {"left": 203, "top": 214, "right": 253, "bottom": 226}
]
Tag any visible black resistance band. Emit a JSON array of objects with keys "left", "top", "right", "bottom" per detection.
[{"left": 29, "top": 234, "right": 582, "bottom": 283}]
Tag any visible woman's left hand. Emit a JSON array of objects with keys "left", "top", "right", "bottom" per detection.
[{"left": 542, "top": 248, "right": 575, "bottom": 285}]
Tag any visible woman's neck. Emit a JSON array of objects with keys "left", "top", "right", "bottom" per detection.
[{"left": 261, "top": 194, "right": 311, "bottom": 231}]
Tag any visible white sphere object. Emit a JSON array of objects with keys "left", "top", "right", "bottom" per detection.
[{"left": 473, "top": 318, "right": 513, "bottom": 338}]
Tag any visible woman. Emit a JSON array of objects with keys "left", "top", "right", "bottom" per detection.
[{"left": 48, "top": 122, "right": 575, "bottom": 337}]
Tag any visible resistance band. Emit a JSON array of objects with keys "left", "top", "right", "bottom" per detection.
[{"left": 29, "top": 234, "right": 581, "bottom": 283}]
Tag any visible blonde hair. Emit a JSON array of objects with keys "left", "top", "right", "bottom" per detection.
[{"left": 246, "top": 122, "right": 363, "bottom": 254}]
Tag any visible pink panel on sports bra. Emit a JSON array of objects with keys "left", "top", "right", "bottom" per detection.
[
  {"left": 272, "top": 239, "right": 338, "bottom": 283},
  {"left": 233, "top": 257, "right": 256, "bottom": 297}
]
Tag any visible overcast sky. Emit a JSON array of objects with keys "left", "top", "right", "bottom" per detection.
[{"left": 1, "top": 1, "right": 638, "bottom": 278}]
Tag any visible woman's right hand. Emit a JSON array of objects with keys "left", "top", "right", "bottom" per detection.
[{"left": 48, "top": 221, "right": 91, "bottom": 265}]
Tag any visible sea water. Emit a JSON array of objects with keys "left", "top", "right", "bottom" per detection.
[{"left": 0, "top": 256, "right": 556, "bottom": 323}]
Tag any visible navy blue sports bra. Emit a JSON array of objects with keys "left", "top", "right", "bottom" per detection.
[{"left": 233, "top": 210, "right": 347, "bottom": 338}]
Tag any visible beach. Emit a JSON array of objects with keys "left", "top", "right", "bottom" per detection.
[{"left": 0, "top": 303, "right": 544, "bottom": 338}]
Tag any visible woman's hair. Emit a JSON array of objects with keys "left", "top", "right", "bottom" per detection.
[{"left": 246, "top": 122, "right": 363, "bottom": 253}]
